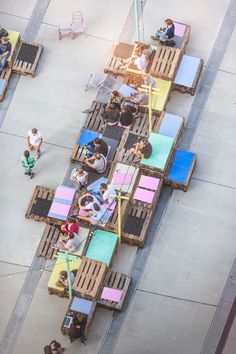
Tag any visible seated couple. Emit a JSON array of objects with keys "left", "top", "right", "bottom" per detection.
[
  {"left": 77, "top": 183, "right": 116, "bottom": 225},
  {"left": 102, "top": 100, "right": 135, "bottom": 127},
  {"left": 129, "top": 137, "right": 152, "bottom": 162}
]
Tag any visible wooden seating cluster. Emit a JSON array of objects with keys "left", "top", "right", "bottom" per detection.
[{"left": 1, "top": 30, "right": 43, "bottom": 101}]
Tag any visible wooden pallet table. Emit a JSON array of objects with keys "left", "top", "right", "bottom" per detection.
[
  {"left": 12, "top": 41, "right": 43, "bottom": 77},
  {"left": 7, "top": 30, "right": 21, "bottom": 67},
  {"left": 83, "top": 101, "right": 105, "bottom": 134},
  {"left": 97, "top": 270, "right": 131, "bottom": 311},
  {"left": 121, "top": 203, "right": 154, "bottom": 247},
  {"left": 165, "top": 149, "right": 197, "bottom": 192},
  {"left": 0, "top": 68, "right": 12, "bottom": 102},
  {"left": 130, "top": 168, "right": 163, "bottom": 209},
  {"left": 25, "top": 185, "right": 55, "bottom": 222},
  {"left": 173, "top": 55, "right": 203, "bottom": 95},
  {"left": 72, "top": 257, "right": 107, "bottom": 300},
  {"left": 104, "top": 42, "right": 134, "bottom": 77},
  {"left": 149, "top": 46, "right": 182, "bottom": 80},
  {"left": 61, "top": 296, "right": 96, "bottom": 336},
  {"left": 36, "top": 223, "right": 91, "bottom": 259},
  {"left": 48, "top": 257, "right": 81, "bottom": 298}
]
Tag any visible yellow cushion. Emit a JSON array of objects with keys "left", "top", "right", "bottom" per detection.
[
  {"left": 6, "top": 30, "right": 20, "bottom": 62},
  {"left": 142, "top": 78, "right": 171, "bottom": 112},
  {"left": 48, "top": 258, "right": 81, "bottom": 292}
]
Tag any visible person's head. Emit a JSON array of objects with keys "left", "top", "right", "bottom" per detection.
[
  {"left": 100, "top": 183, "right": 108, "bottom": 191},
  {"left": 165, "top": 19, "right": 173, "bottom": 26},
  {"left": 67, "top": 217, "right": 76, "bottom": 224},
  {"left": 141, "top": 138, "right": 149, "bottom": 146},
  {"left": 120, "top": 111, "right": 133, "bottom": 126},
  {"left": 112, "top": 90, "right": 119, "bottom": 97},
  {"left": 95, "top": 153, "right": 101, "bottom": 160},
  {"left": 76, "top": 164, "right": 84, "bottom": 174},
  {"left": 24, "top": 150, "right": 30, "bottom": 158},
  {"left": 94, "top": 138, "right": 102, "bottom": 147},
  {"left": 1, "top": 36, "right": 9, "bottom": 43},
  {"left": 108, "top": 102, "right": 116, "bottom": 110},
  {"left": 59, "top": 271, "right": 68, "bottom": 280},
  {"left": 31, "top": 128, "right": 38, "bottom": 135},
  {"left": 68, "top": 232, "right": 75, "bottom": 239},
  {"left": 86, "top": 195, "right": 94, "bottom": 203},
  {"left": 93, "top": 203, "right": 101, "bottom": 212}
]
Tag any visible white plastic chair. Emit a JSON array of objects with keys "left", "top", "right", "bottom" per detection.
[
  {"left": 85, "top": 74, "right": 117, "bottom": 92},
  {"left": 58, "top": 11, "right": 85, "bottom": 40}
]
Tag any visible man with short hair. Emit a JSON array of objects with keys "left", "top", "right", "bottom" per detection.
[
  {"left": 27, "top": 128, "right": 43, "bottom": 159},
  {"left": 0, "top": 36, "right": 11, "bottom": 72},
  {"left": 84, "top": 137, "right": 108, "bottom": 157},
  {"left": 84, "top": 153, "right": 107, "bottom": 174}
]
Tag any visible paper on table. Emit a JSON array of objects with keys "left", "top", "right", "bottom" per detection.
[{"left": 133, "top": 187, "right": 155, "bottom": 203}]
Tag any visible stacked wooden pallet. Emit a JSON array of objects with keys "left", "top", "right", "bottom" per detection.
[{"left": 149, "top": 46, "right": 182, "bottom": 80}]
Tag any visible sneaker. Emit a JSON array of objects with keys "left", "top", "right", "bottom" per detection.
[
  {"left": 51, "top": 243, "right": 59, "bottom": 249},
  {"left": 133, "top": 158, "right": 141, "bottom": 163},
  {"left": 30, "top": 172, "right": 35, "bottom": 179},
  {"left": 151, "top": 35, "right": 158, "bottom": 41}
]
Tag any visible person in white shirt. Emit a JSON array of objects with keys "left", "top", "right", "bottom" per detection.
[
  {"left": 78, "top": 203, "right": 110, "bottom": 225},
  {"left": 99, "top": 183, "right": 117, "bottom": 204},
  {"left": 57, "top": 232, "right": 82, "bottom": 253},
  {"left": 84, "top": 153, "right": 107, "bottom": 174},
  {"left": 78, "top": 193, "right": 100, "bottom": 212},
  {"left": 27, "top": 128, "right": 43, "bottom": 159},
  {"left": 70, "top": 166, "right": 88, "bottom": 190}
]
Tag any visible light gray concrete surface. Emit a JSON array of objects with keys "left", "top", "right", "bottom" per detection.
[
  {"left": 0, "top": 263, "right": 27, "bottom": 342},
  {"left": 0, "top": 0, "right": 37, "bottom": 19},
  {"left": 222, "top": 317, "right": 236, "bottom": 354},
  {"left": 220, "top": 25, "right": 236, "bottom": 74},
  {"left": 113, "top": 290, "right": 216, "bottom": 354}
]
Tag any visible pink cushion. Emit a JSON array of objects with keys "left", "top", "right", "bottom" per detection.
[
  {"left": 78, "top": 209, "right": 88, "bottom": 216},
  {"left": 138, "top": 175, "right": 160, "bottom": 190},
  {"left": 49, "top": 202, "right": 70, "bottom": 216},
  {"left": 173, "top": 22, "right": 186, "bottom": 37},
  {"left": 133, "top": 187, "right": 155, "bottom": 203},
  {"left": 55, "top": 186, "right": 76, "bottom": 201},
  {"left": 101, "top": 287, "right": 122, "bottom": 302},
  {"left": 112, "top": 172, "right": 133, "bottom": 185}
]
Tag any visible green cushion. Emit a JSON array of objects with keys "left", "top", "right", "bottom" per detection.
[
  {"left": 141, "top": 133, "right": 174, "bottom": 170},
  {"left": 85, "top": 229, "right": 118, "bottom": 265}
]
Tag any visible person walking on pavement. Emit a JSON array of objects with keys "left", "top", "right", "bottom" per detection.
[
  {"left": 27, "top": 127, "right": 43, "bottom": 159},
  {"left": 44, "top": 340, "right": 65, "bottom": 353},
  {"left": 20, "top": 150, "right": 36, "bottom": 179}
]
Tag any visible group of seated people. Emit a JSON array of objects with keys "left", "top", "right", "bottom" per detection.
[{"left": 0, "top": 25, "right": 12, "bottom": 72}]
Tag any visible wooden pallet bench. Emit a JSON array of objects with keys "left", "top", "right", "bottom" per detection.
[
  {"left": 157, "top": 112, "right": 185, "bottom": 148},
  {"left": 130, "top": 168, "right": 163, "bottom": 209},
  {"left": 61, "top": 296, "right": 96, "bottom": 337},
  {"left": 173, "top": 56, "right": 203, "bottom": 95},
  {"left": 83, "top": 101, "right": 105, "bottom": 134},
  {"left": 173, "top": 22, "right": 191, "bottom": 53},
  {"left": 12, "top": 41, "right": 43, "bottom": 77},
  {"left": 104, "top": 42, "right": 134, "bottom": 77},
  {"left": 108, "top": 161, "right": 139, "bottom": 195},
  {"left": 72, "top": 257, "right": 107, "bottom": 300},
  {"left": 0, "top": 68, "right": 12, "bottom": 102},
  {"left": 97, "top": 270, "right": 131, "bottom": 311},
  {"left": 121, "top": 203, "right": 154, "bottom": 247},
  {"left": 102, "top": 195, "right": 129, "bottom": 233},
  {"left": 149, "top": 46, "right": 182, "bottom": 80},
  {"left": 25, "top": 185, "right": 55, "bottom": 222},
  {"left": 165, "top": 149, "right": 197, "bottom": 192}
]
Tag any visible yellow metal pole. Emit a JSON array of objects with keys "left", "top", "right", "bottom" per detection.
[
  {"left": 117, "top": 191, "right": 121, "bottom": 245},
  {"left": 148, "top": 84, "right": 152, "bottom": 135}
]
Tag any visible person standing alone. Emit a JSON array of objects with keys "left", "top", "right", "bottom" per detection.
[{"left": 27, "top": 128, "right": 43, "bottom": 159}]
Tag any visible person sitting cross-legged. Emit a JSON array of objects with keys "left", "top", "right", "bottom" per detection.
[
  {"left": 151, "top": 18, "right": 175, "bottom": 42},
  {"left": 128, "top": 138, "right": 153, "bottom": 162},
  {"left": 84, "top": 153, "right": 107, "bottom": 174},
  {"left": 55, "top": 232, "right": 82, "bottom": 253},
  {"left": 55, "top": 269, "right": 77, "bottom": 288},
  {"left": 84, "top": 137, "right": 108, "bottom": 158},
  {"left": 60, "top": 217, "right": 79, "bottom": 235},
  {"left": 0, "top": 36, "right": 11, "bottom": 72},
  {"left": 78, "top": 203, "right": 110, "bottom": 225},
  {"left": 70, "top": 165, "right": 88, "bottom": 190}
]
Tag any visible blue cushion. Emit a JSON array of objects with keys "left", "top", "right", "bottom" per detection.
[
  {"left": 167, "top": 149, "right": 196, "bottom": 183},
  {"left": 78, "top": 128, "right": 100, "bottom": 146}
]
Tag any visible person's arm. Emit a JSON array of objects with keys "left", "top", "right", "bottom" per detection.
[
  {"left": 38, "top": 137, "right": 43, "bottom": 148},
  {"left": 27, "top": 134, "right": 31, "bottom": 147}
]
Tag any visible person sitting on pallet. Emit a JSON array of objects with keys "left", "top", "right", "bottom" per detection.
[
  {"left": 128, "top": 138, "right": 153, "bottom": 162},
  {"left": 55, "top": 232, "right": 82, "bottom": 253},
  {"left": 99, "top": 183, "right": 117, "bottom": 204},
  {"left": 151, "top": 18, "right": 175, "bottom": 43},
  {"left": 0, "top": 36, "right": 11, "bottom": 72},
  {"left": 68, "top": 312, "right": 87, "bottom": 344},
  {"left": 70, "top": 165, "right": 88, "bottom": 190},
  {"left": 78, "top": 193, "right": 100, "bottom": 212},
  {"left": 0, "top": 26, "right": 8, "bottom": 39},
  {"left": 107, "top": 90, "right": 124, "bottom": 110},
  {"left": 101, "top": 102, "right": 120, "bottom": 126},
  {"left": 60, "top": 217, "right": 79, "bottom": 235},
  {"left": 84, "top": 153, "right": 107, "bottom": 174},
  {"left": 84, "top": 137, "right": 108, "bottom": 158},
  {"left": 56, "top": 269, "right": 77, "bottom": 288},
  {"left": 78, "top": 203, "right": 110, "bottom": 225},
  {"left": 119, "top": 106, "right": 135, "bottom": 126},
  {"left": 142, "top": 73, "right": 156, "bottom": 88}
]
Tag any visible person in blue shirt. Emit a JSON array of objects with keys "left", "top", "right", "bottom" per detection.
[
  {"left": 0, "top": 36, "right": 11, "bottom": 72},
  {"left": 151, "top": 19, "right": 175, "bottom": 42}
]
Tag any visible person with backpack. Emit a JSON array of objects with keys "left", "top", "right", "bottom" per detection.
[
  {"left": 44, "top": 340, "right": 64, "bottom": 353},
  {"left": 20, "top": 150, "right": 36, "bottom": 179}
]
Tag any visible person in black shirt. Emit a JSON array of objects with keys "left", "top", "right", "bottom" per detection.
[
  {"left": 0, "top": 26, "right": 8, "bottom": 39},
  {"left": 151, "top": 19, "right": 175, "bottom": 42},
  {"left": 68, "top": 313, "right": 87, "bottom": 344},
  {"left": 101, "top": 102, "right": 120, "bottom": 126},
  {"left": 84, "top": 137, "right": 108, "bottom": 158},
  {"left": 119, "top": 106, "right": 134, "bottom": 127},
  {"left": 128, "top": 138, "right": 152, "bottom": 161},
  {"left": 0, "top": 36, "right": 11, "bottom": 72}
]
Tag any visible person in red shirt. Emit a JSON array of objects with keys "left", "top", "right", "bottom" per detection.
[{"left": 60, "top": 217, "right": 79, "bottom": 235}]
